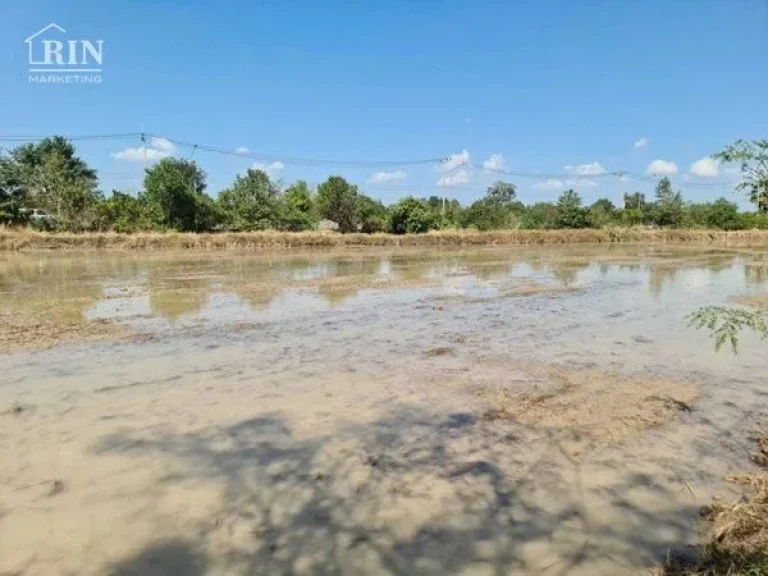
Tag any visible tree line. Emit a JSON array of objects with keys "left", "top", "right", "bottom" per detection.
[{"left": 1, "top": 136, "right": 767, "bottom": 234}]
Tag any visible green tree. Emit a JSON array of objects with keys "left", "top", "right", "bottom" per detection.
[
  {"left": 652, "top": 177, "right": 684, "bottom": 227},
  {"left": 142, "top": 158, "right": 218, "bottom": 231},
  {"left": 461, "top": 181, "right": 519, "bottom": 230},
  {"left": 713, "top": 140, "right": 768, "bottom": 212},
  {"left": 218, "top": 169, "right": 282, "bottom": 231},
  {"left": 280, "top": 180, "right": 317, "bottom": 231},
  {"left": 0, "top": 153, "right": 29, "bottom": 226},
  {"left": 316, "top": 176, "right": 359, "bottom": 233},
  {"left": 388, "top": 197, "right": 439, "bottom": 234},
  {"left": 555, "top": 189, "right": 588, "bottom": 228},
  {"left": 485, "top": 181, "right": 517, "bottom": 205},
  {"left": 623, "top": 192, "right": 646, "bottom": 210},
  {"left": 93, "top": 191, "right": 153, "bottom": 233},
  {"left": 704, "top": 198, "right": 741, "bottom": 230},
  {"left": 358, "top": 194, "right": 389, "bottom": 233},
  {"left": 587, "top": 198, "right": 616, "bottom": 228},
  {"left": 518, "top": 202, "right": 559, "bottom": 229},
  {"left": 0, "top": 137, "right": 101, "bottom": 230}
]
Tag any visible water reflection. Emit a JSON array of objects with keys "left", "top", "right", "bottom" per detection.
[{"left": 1, "top": 245, "right": 767, "bottom": 328}]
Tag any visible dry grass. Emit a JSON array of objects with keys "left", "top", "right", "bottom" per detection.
[
  {"left": 4, "top": 228, "right": 768, "bottom": 251},
  {"left": 0, "top": 311, "right": 134, "bottom": 352},
  {"left": 479, "top": 367, "right": 698, "bottom": 457},
  {"left": 658, "top": 430, "right": 768, "bottom": 576}
]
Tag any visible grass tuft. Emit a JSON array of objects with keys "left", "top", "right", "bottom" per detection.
[{"left": 658, "top": 429, "right": 768, "bottom": 576}]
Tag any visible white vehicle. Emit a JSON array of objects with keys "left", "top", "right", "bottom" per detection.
[{"left": 21, "top": 208, "right": 54, "bottom": 221}]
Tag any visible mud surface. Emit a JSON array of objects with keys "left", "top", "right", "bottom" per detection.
[{"left": 2, "top": 244, "right": 768, "bottom": 575}]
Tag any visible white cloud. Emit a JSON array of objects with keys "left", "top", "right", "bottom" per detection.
[
  {"left": 482, "top": 153, "right": 505, "bottom": 171},
  {"left": 150, "top": 137, "right": 175, "bottom": 153},
  {"left": 689, "top": 157, "right": 719, "bottom": 178},
  {"left": 533, "top": 179, "right": 564, "bottom": 190},
  {"left": 634, "top": 137, "right": 648, "bottom": 149},
  {"left": 367, "top": 170, "right": 407, "bottom": 184},
  {"left": 438, "top": 150, "right": 470, "bottom": 172},
  {"left": 564, "top": 161, "right": 605, "bottom": 176},
  {"left": 645, "top": 159, "right": 678, "bottom": 175},
  {"left": 111, "top": 137, "right": 176, "bottom": 162},
  {"left": 251, "top": 161, "right": 285, "bottom": 176},
  {"left": 235, "top": 146, "right": 249, "bottom": 155},
  {"left": 437, "top": 169, "right": 470, "bottom": 187}
]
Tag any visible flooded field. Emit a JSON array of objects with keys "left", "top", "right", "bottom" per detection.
[{"left": 2, "top": 244, "right": 768, "bottom": 575}]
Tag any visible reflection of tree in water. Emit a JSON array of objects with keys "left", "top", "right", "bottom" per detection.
[
  {"left": 745, "top": 258, "right": 768, "bottom": 288},
  {"left": 149, "top": 289, "right": 210, "bottom": 320},
  {"left": 147, "top": 268, "right": 212, "bottom": 321},
  {"left": 648, "top": 255, "right": 737, "bottom": 296},
  {"left": 0, "top": 258, "right": 104, "bottom": 322},
  {"left": 648, "top": 264, "right": 680, "bottom": 296},
  {"left": 549, "top": 260, "right": 590, "bottom": 288}
]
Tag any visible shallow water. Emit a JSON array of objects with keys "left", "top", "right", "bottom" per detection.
[{"left": 1, "top": 244, "right": 768, "bottom": 575}]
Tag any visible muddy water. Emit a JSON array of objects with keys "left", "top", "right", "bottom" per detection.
[{"left": 1, "top": 244, "right": 768, "bottom": 575}]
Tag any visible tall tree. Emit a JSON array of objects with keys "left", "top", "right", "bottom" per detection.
[
  {"left": 280, "top": 180, "right": 317, "bottom": 231},
  {"left": 357, "top": 194, "right": 389, "bottom": 233},
  {"left": 555, "top": 189, "right": 588, "bottom": 228},
  {"left": 218, "top": 169, "right": 282, "bottom": 231},
  {"left": 653, "top": 177, "right": 684, "bottom": 227},
  {"left": 714, "top": 140, "right": 768, "bottom": 212},
  {"left": 389, "top": 197, "right": 438, "bottom": 234},
  {"left": 142, "top": 158, "right": 217, "bottom": 231},
  {"left": 485, "top": 181, "right": 517, "bottom": 206},
  {"left": 316, "top": 176, "right": 359, "bottom": 233},
  {"left": 0, "top": 137, "right": 101, "bottom": 229}
]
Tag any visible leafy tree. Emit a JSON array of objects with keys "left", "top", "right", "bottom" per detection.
[
  {"left": 425, "top": 195, "right": 463, "bottom": 228},
  {"left": 142, "top": 158, "right": 218, "bottom": 231},
  {"left": 280, "top": 180, "right": 317, "bottom": 232},
  {"left": 11, "top": 136, "right": 98, "bottom": 193},
  {"left": 485, "top": 181, "right": 517, "bottom": 205},
  {"left": 704, "top": 198, "right": 741, "bottom": 230},
  {"left": 358, "top": 194, "right": 389, "bottom": 233},
  {"left": 316, "top": 176, "right": 359, "bottom": 233},
  {"left": 714, "top": 140, "right": 768, "bottom": 212},
  {"left": 93, "top": 191, "right": 153, "bottom": 232},
  {"left": 0, "top": 137, "right": 101, "bottom": 230},
  {"left": 218, "top": 169, "right": 282, "bottom": 231},
  {"left": 623, "top": 192, "right": 646, "bottom": 211},
  {"left": 389, "top": 197, "right": 439, "bottom": 234},
  {"left": 652, "top": 177, "right": 684, "bottom": 227},
  {"left": 518, "top": 202, "right": 559, "bottom": 229},
  {"left": 283, "top": 180, "right": 314, "bottom": 217},
  {"left": 461, "top": 181, "right": 519, "bottom": 230},
  {"left": 0, "top": 153, "right": 28, "bottom": 226},
  {"left": 587, "top": 198, "right": 616, "bottom": 228},
  {"left": 555, "top": 189, "right": 588, "bottom": 229}
]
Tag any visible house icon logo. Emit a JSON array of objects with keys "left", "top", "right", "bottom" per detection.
[{"left": 25, "top": 23, "right": 104, "bottom": 84}]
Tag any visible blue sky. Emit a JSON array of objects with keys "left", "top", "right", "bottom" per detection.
[{"left": 1, "top": 0, "right": 767, "bottom": 207}]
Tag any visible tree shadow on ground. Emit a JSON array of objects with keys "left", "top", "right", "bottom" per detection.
[{"left": 93, "top": 406, "right": 700, "bottom": 575}]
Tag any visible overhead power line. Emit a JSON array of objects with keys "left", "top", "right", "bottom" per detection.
[
  {"left": 143, "top": 133, "right": 447, "bottom": 169},
  {"left": 470, "top": 163, "right": 621, "bottom": 180}
]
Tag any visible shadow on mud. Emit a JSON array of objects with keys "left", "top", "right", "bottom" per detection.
[{"left": 94, "top": 407, "right": 699, "bottom": 575}]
